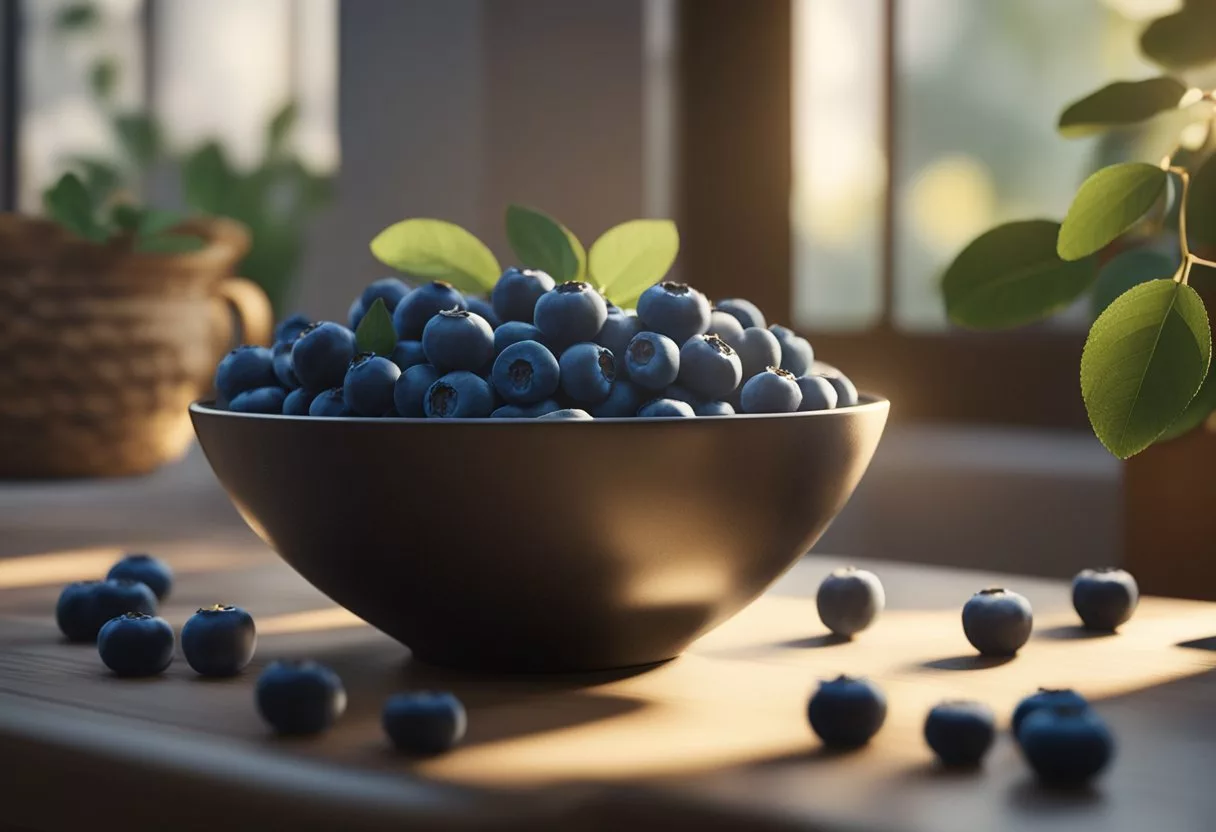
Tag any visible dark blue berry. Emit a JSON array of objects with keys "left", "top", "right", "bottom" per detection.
[
  {"left": 796, "top": 375, "right": 839, "bottom": 411},
  {"left": 924, "top": 701, "right": 995, "bottom": 768},
  {"left": 492, "top": 267, "right": 556, "bottom": 323},
  {"left": 256, "top": 660, "right": 346, "bottom": 736},
  {"left": 637, "top": 398, "right": 695, "bottom": 418},
  {"left": 56, "top": 581, "right": 104, "bottom": 642},
  {"left": 347, "top": 297, "right": 366, "bottom": 331},
  {"left": 596, "top": 308, "right": 643, "bottom": 376},
  {"left": 272, "top": 341, "right": 300, "bottom": 389},
  {"left": 390, "top": 340, "right": 428, "bottom": 372},
  {"left": 392, "top": 281, "right": 466, "bottom": 340},
  {"left": 731, "top": 327, "right": 781, "bottom": 381},
  {"left": 715, "top": 298, "right": 766, "bottom": 330},
  {"left": 274, "top": 313, "right": 312, "bottom": 345},
  {"left": 769, "top": 324, "right": 814, "bottom": 377},
  {"left": 293, "top": 322, "right": 358, "bottom": 393},
  {"left": 816, "top": 566, "right": 884, "bottom": 638},
  {"left": 537, "top": 408, "right": 594, "bottom": 420},
  {"left": 662, "top": 384, "right": 700, "bottom": 405},
  {"left": 360, "top": 277, "right": 411, "bottom": 313},
  {"left": 215, "top": 346, "right": 277, "bottom": 402},
  {"left": 393, "top": 364, "right": 440, "bottom": 417},
  {"left": 962, "top": 588, "right": 1033, "bottom": 657},
  {"left": 678, "top": 335, "right": 742, "bottom": 401},
  {"left": 106, "top": 553, "right": 172, "bottom": 600},
  {"left": 708, "top": 309, "right": 745, "bottom": 345},
  {"left": 464, "top": 296, "right": 502, "bottom": 329},
  {"left": 78, "top": 579, "right": 158, "bottom": 642},
  {"left": 693, "top": 400, "right": 735, "bottom": 416},
  {"left": 343, "top": 353, "right": 401, "bottom": 416},
  {"left": 308, "top": 387, "right": 353, "bottom": 417},
  {"left": 422, "top": 309, "right": 495, "bottom": 373},
  {"left": 534, "top": 281, "right": 608, "bottom": 346},
  {"left": 1012, "top": 688, "right": 1090, "bottom": 737},
  {"left": 492, "top": 400, "right": 562, "bottom": 418},
  {"left": 559, "top": 342, "right": 616, "bottom": 404},
  {"left": 382, "top": 691, "right": 467, "bottom": 755},
  {"left": 229, "top": 386, "right": 287, "bottom": 414},
  {"left": 625, "top": 332, "right": 680, "bottom": 391},
  {"left": 181, "top": 605, "right": 257, "bottom": 677},
  {"left": 591, "top": 379, "right": 645, "bottom": 417},
  {"left": 1019, "top": 705, "right": 1114, "bottom": 786},
  {"left": 492, "top": 340, "right": 560, "bottom": 404},
  {"left": 637, "top": 282, "right": 711, "bottom": 344},
  {"left": 98, "top": 612, "right": 174, "bottom": 677},
  {"left": 815, "top": 362, "right": 859, "bottom": 407},
  {"left": 741, "top": 367, "right": 802, "bottom": 414},
  {"left": 1072, "top": 568, "right": 1138, "bottom": 631},
  {"left": 425, "top": 371, "right": 495, "bottom": 418},
  {"left": 494, "top": 321, "right": 548, "bottom": 355},
  {"left": 807, "top": 675, "right": 887, "bottom": 748}
]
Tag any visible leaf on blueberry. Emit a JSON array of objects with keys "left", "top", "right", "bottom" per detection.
[
  {"left": 505, "top": 204, "right": 583, "bottom": 283},
  {"left": 370, "top": 218, "right": 500, "bottom": 294},
  {"left": 589, "top": 219, "right": 679, "bottom": 307},
  {"left": 355, "top": 297, "right": 396, "bottom": 356}
]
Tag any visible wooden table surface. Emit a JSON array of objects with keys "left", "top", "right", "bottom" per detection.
[{"left": 1, "top": 536, "right": 1214, "bottom": 832}]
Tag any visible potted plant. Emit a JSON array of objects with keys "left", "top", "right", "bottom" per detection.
[{"left": 940, "top": 3, "right": 1216, "bottom": 598}]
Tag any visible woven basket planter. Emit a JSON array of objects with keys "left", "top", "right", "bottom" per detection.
[{"left": 0, "top": 215, "right": 272, "bottom": 479}]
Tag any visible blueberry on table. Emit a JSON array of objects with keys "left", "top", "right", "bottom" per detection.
[
  {"left": 271, "top": 341, "right": 300, "bottom": 389},
  {"left": 534, "top": 281, "right": 608, "bottom": 347},
  {"left": 425, "top": 371, "right": 495, "bottom": 418},
  {"left": 795, "top": 375, "right": 839, "bottom": 412},
  {"left": 1019, "top": 705, "right": 1114, "bottom": 786},
  {"left": 625, "top": 332, "right": 680, "bottom": 391},
  {"left": 740, "top": 367, "right": 802, "bottom": 414},
  {"left": 1011, "top": 688, "right": 1089, "bottom": 737},
  {"left": 293, "top": 322, "right": 358, "bottom": 393},
  {"left": 693, "top": 400, "right": 735, "bottom": 416},
  {"left": 559, "top": 342, "right": 617, "bottom": 404},
  {"left": 492, "top": 399, "right": 562, "bottom": 418},
  {"left": 57, "top": 579, "right": 158, "bottom": 642},
  {"left": 537, "top": 408, "right": 594, "bottom": 421},
  {"left": 422, "top": 309, "right": 495, "bottom": 373},
  {"left": 282, "top": 388, "right": 317, "bottom": 416},
  {"left": 924, "top": 700, "right": 995, "bottom": 768},
  {"left": 106, "top": 553, "right": 173, "bottom": 601},
  {"left": 707, "top": 308, "right": 745, "bottom": 346},
  {"left": 492, "top": 340, "right": 560, "bottom": 405},
  {"left": 360, "top": 277, "right": 411, "bottom": 313},
  {"left": 494, "top": 322, "right": 549, "bottom": 355},
  {"left": 637, "top": 282, "right": 711, "bottom": 344},
  {"left": 715, "top": 298, "right": 767, "bottom": 331},
  {"left": 390, "top": 340, "right": 428, "bottom": 372},
  {"left": 256, "top": 660, "right": 347, "bottom": 736},
  {"left": 1072, "top": 568, "right": 1139, "bottom": 632},
  {"left": 464, "top": 296, "right": 502, "bottom": 329},
  {"left": 382, "top": 691, "right": 468, "bottom": 755},
  {"left": 807, "top": 675, "right": 887, "bottom": 749},
  {"left": 97, "top": 612, "right": 175, "bottom": 677},
  {"left": 678, "top": 334, "right": 742, "bottom": 401},
  {"left": 595, "top": 307, "right": 642, "bottom": 373},
  {"left": 962, "top": 588, "right": 1033, "bottom": 657},
  {"left": 347, "top": 297, "right": 366, "bottom": 331},
  {"left": 492, "top": 267, "right": 555, "bottom": 323},
  {"left": 591, "top": 379, "right": 645, "bottom": 417},
  {"left": 229, "top": 386, "right": 288, "bottom": 414},
  {"left": 768, "top": 324, "right": 814, "bottom": 377},
  {"left": 274, "top": 313, "right": 312, "bottom": 345},
  {"left": 816, "top": 566, "right": 885, "bottom": 638},
  {"left": 214, "top": 346, "right": 277, "bottom": 402},
  {"left": 392, "top": 281, "right": 467, "bottom": 340},
  {"left": 393, "top": 364, "right": 440, "bottom": 418},
  {"left": 637, "top": 398, "right": 696, "bottom": 418},
  {"left": 182, "top": 605, "right": 257, "bottom": 677},
  {"left": 343, "top": 353, "right": 401, "bottom": 416},
  {"left": 308, "top": 387, "right": 353, "bottom": 418}
]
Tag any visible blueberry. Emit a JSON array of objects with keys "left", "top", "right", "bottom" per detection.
[
  {"left": 708, "top": 309, "right": 745, "bottom": 345},
  {"left": 816, "top": 566, "right": 884, "bottom": 638},
  {"left": 256, "top": 660, "right": 347, "bottom": 736},
  {"left": 637, "top": 398, "right": 696, "bottom": 418},
  {"left": 1072, "top": 568, "right": 1138, "bottom": 632},
  {"left": 559, "top": 342, "right": 616, "bottom": 404},
  {"left": 1019, "top": 705, "right": 1114, "bottom": 786},
  {"left": 360, "top": 277, "right": 411, "bottom": 313},
  {"left": 730, "top": 327, "right": 782, "bottom": 381},
  {"left": 534, "top": 281, "right": 608, "bottom": 346},
  {"left": 624, "top": 332, "right": 680, "bottom": 391},
  {"left": 492, "top": 340, "right": 560, "bottom": 404},
  {"left": 393, "top": 364, "right": 440, "bottom": 417},
  {"left": 492, "top": 400, "right": 562, "bottom": 418},
  {"left": 392, "top": 281, "right": 466, "bottom": 340},
  {"left": 962, "top": 588, "right": 1033, "bottom": 657},
  {"left": 425, "top": 371, "right": 495, "bottom": 418},
  {"left": 229, "top": 386, "right": 288, "bottom": 414},
  {"left": 464, "top": 296, "right": 502, "bottom": 329},
  {"left": 740, "top": 367, "right": 802, "bottom": 414},
  {"left": 390, "top": 340, "right": 428, "bottom": 372},
  {"left": 591, "top": 379, "right": 645, "bottom": 417},
  {"left": 347, "top": 296, "right": 366, "bottom": 331},
  {"left": 494, "top": 321, "right": 548, "bottom": 355},
  {"left": 56, "top": 581, "right": 104, "bottom": 642},
  {"left": 768, "top": 324, "right": 814, "bottom": 377},
  {"left": 1012, "top": 688, "right": 1090, "bottom": 737},
  {"left": 382, "top": 691, "right": 467, "bottom": 755},
  {"left": 715, "top": 298, "right": 766, "bottom": 330},
  {"left": 274, "top": 313, "right": 312, "bottom": 345},
  {"left": 63, "top": 579, "right": 158, "bottom": 642},
  {"left": 106, "top": 553, "right": 173, "bottom": 601},
  {"left": 97, "top": 612, "right": 175, "bottom": 677},
  {"left": 181, "top": 604, "right": 257, "bottom": 677},
  {"left": 814, "top": 362, "right": 860, "bottom": 407},
  {"left": 678, "top": 334, "right": 742, "bottom": 400},
  {"left": 596, "top": 308, "right": 643, "bottom": 372},
  {"left": 662, "top": 384, "right": 700, "bottom": 405},
  {"left": 537, "top": 408, "right": 594, "bottom": 420},
  {"left": 293, "top": 322, "right": 358, "bottom": 393},
  {"left": 342, "top": 353, "right": 401, "bottom": 416},
  {"left": 308, "top": 387, "right": 353, "bottom": 417},
  {"left": 807, "top": 675, "right": 887, "bottom": 749},
  {"left": 693, "top": 400, "right": 735, "bottom": 416},
  {"left": 924, "top": 700, "right": 996, "bottom": 768},
  {"left": 215, "top": 345, "right": 277, "bottom": 402},
  {"left": 637, "top": 282, "right": 711, "bottom": 344},
  {"left": 272, "top": 341, "right": 300, "bottom": 389},
  {"left": 422, "top": 309, "right": 495, "bottom": 373},
  {"left": 795, "top": 375, "right": 839, "bottom": 411},
  {"left": 492, "top": 267, "right": 557, "bottom": 323}
]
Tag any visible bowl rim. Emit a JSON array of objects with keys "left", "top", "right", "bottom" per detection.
[{"left": 189, "top": 395, "right": 889, "bottom": 425}]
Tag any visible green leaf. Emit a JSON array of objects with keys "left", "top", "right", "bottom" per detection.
[
  {"left": 1188, "top": 152, "right": 1216, "bottom": 246},
  {"left": 137, "top": 209, "right": 186, "bottom": 237},
  {"left": 89, "top": 58, "right": 118, "bottom": 101},
  {"left": 182, "top": 142, "right": 234, "bottom": 212},
  {"left": 266, "top": 101, "right": 298, "bottom": 158},
  {"left": 69, "top": 156, "right": 123, "bottom": 204},
  {"left": 43, "top": 173, "right": 105, "bottom": 241},
  {"left": 1081, "top": 279, "right": 1211, "bottom": 458},
  {"left": 505, "top": 204, "right": 580, "bottom": 282},
  {"left": 1141, "top": 4, "right": 1216, "bottom": 71},
  {"left": 941, "top": 220, "right": 1097, "bottom": 329},
  {"left": 1058, "top": 163, "right": 1169, "bottom": 261},
  {"left": 56, "top": 3, "right": 100, "bottom": 31},
  {"left": 354, "top": 298, "right": 396, "bottom": 356},
  {"left": 109, "top": 203, "right": 142, "bottom": 232},
  {"left": 113, "top": 113, "right": 162, "bottom": 167},
  {"left": 135, "top": 234, "right": 207, "bottom": 255},
  {"left": 1057, "top": 77, "right": 1187, "bottom": 137},
  {"left": 1091, "top": 249, "right": 1178, "bottom": 318},
  {"left": 1157, "top": 362, "right": 1216, "bottom": 442},
  {"left": 588, "top": 219, "right": 679, "bottom": 306},
  {"left": 370, "top": 219, "right": 500, "bottom": 294}
]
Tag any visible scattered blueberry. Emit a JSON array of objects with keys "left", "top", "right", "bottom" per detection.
[
  {"left": 214, "top": 346, "right": 277, "bottom": 402},
  {"left": 56, "top": 579, "right": 158, "bottom": 643},
  {"left": 708, "top": 308, "right": 745, "bottom": 345},
  {"left": 715, "top": 298, "right": 766, "bottom": 330},
  {"left": 537, "top": 408, "right": 594, "bottom": 420},
  {"left": 347, "top": 296, "right": 366, "bottom": 331},
  {"left": 97, "top": 612, "right": 175, "bottom": 677},
  {"left": 1072, "top": 568, "right": 1139, "bottom": 632},
  {"left": 730, "top": 327, "right": 782, "bottom": 381},
  {"left": 492, "top": 400, "right": 562, "bottom": 418},
  {"left": 393, "top": 281, "right": 466, "bottom": 340},
  {"left": 1012, "top": 688, "right": 1090, "bottom": 737},
  {"left": 807, "top": 675, "right": 887, "bottom": 749},
  {"left": 962, "top": 588, "right": 1033, "bottom": 657},
  {"left": 342, "top": 353, "right": 402, "bottom": 416},
  {"left": 464, "top": 296, "right": 502, "bottom": 329},
  {"left": 382, "top": 691, "right": 468, "bottom": 755},
  {"left": 421, "top": 309, "right": 495, "bottom": 373},
  {"left": 272, "top": 341, "right": 300, "bottom": 389},
  {"left": 229, "top": 386, "right": 288, "bottom": 414},
  {"left": 596, "top": 307, "right": 643, "bottom": 374},
  {"left": 390, "top": 340, "right": 428, "bottom": 372},
  {"left": 492, "top": 340, "right": 561, "bottom": 405},
  {"left": 425, "top": 371, "right": 496, "bottom": 418},
  {"left": 591, "top": 379, "right": 645, "bottom": 417},
  {"left": 816, "top": 566, "right": 884, "bottom": 638},
  {"left": 637, "top": 398, "right": 696, "bottom": 418},
  {"left": 256, "top": 660, "right": 347, "bottom": 736},
  {"left": 637, "top": 282, "right": 711, "bottom": 344},
  {"left": 308, "top": 387, "right": 353, "bottom": 417},
  {"left": 559, "top": 342, "right": 616, "bottom": 404},
  {"left": 678, "top": 334, "right": 742, "bottom": 400},
  {"left": 924, "top": 701, "right": 995, "bottom": 768},
  {"left": 492, "top": 267, "right": 556, "bottom": 323},
  {"left": 494, "top": 321, "right": 548, "bottom": 355},
  {"left": 274, "top": 313, "right": 312, "bottom": 345},
  {"left": 181, "top": 605, "right": 257, "bottom": 677},
  {"left": 625, "top": 331, "right": 680, "bottom": 391},
  {"left": 106, "top": 553, "right": 173, "bottom": 601},
  {"left": 393, "top": 364, "right": 440, "bottom": 417},
  {"left": 360, "top": 277, "right": 411, "bottom": 313},
  {"left": 293, "top": 322, "right": 358, "bottom": 393},
  {"left": 534, "top": 281, "right": 608, "bottom": 346},
  {"left": 693, "top": 400, "right": 735, "bottom": 416},
  {"left": 740, "top": 367, "right": 802, "bottom": 414},
  {"left": 795, "top": 375, "right": 839, "bottom": 411},
  {"left": 1019, "top": 705, "right": 1114, "bottom": 786}
]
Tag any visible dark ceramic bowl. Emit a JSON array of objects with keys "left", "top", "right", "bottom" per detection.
[{"left": 190, "top": 398, "right": 889, "bottom": 672}]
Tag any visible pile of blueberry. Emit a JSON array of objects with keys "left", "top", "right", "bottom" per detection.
[{"left": 213, "top": 271, "right": 861, "bottom": 419}]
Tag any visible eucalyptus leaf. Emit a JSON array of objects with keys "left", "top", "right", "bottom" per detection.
[
  {"left": 1091, "top": 249, "right": 1178, "bottom": 318},
  {"left": 1141, "top": 4, "right": 1216, "bottom": 71},
  {"left": 588, "top": 219, "right": 679, "bottom": 306},
  {"left": 114, "top": 113, "right": 162, "bottom": 167},
  {"left": 89, "top": 58, "right": 118, "bottom": 101},
  {"left": 355, "top": 298, "right": 396, "bottom": 356},
  {"left": 370, "top": 219, "right": 500, "bottom": 294},
  {"left": 942, "top": 220, "right": 1097, "bottom": 329},
  {"left": 1058, "top": 163, "right": 1169, "bottom": 261},
  {"left": 1080, "top": 279, "right": 1211, "bottom": 458},
  {"left": 43, "top": 173, "right": 104, "bottom": 241},
  {"left": 1057, "top": 77, "right": 1187, "bottom": 137},
  {"left": 267, "top": 101, "right": 298, "bottom": 158},
  {"left": 135, "top": 234, "right": 206, "bottom": 255},
  {"left": 505, "top": 204, "right": 580, "bottom": 282},
  {"left": 55, "top": 3, "right": 100, "bottom": 31}
]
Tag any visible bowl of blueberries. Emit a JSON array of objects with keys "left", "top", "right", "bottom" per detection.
[{"left": 191, "top": 271, "right": 889, "bottom": 672}]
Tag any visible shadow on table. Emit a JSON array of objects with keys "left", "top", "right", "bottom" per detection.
[
  {"left": 918, "top": 654, "right": 1014, "bottom": 671},
  {"left": 1035, "top": 625, "right": 1116, "bottom": 641}
]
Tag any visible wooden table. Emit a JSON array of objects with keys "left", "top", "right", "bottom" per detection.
[{"left": 1, "top": 536, "right": 1214, "bottom": 831}]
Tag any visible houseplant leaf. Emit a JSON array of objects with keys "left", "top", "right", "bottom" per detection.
[
  {"left": 89, "top": 58, "right": 118, "bottom": 101},
  {"left": 1090, "top": 249, "right": 1178, "bottom": 317},
  {"left": 505, "top": 204, "right": 580, "bottom": 282},
  {"left": 1141, "top": 4, "right": 1216, "bottom": 70},
  {"left": 43, "top": 173, "right": 105, "bottom": 241},
  {"left": 1080, "top": 278, "right": 1211, "bottom": 458},
  {"left": 1058, "top": 162, "right": 1169, "bottom": 260},
  {"left": 355, "top": 298, "right": 396, "bottom": 356},
  {"left": 137, "top": 209, "right": 188, "bottom": 237},
  {"left": 182, "top": 142, "right": 235, "bottom": 212},
  {"left": 113, "top": 113, "right": 162, "bottom": 167},
  {"left": 588, "top": 219, "right": 678, "bottom": 306},
  {"left": 942, "top": 220, "right": 1097, "bottom": 329},
  {"left": 370, "top": 219, "right": 500, "bottom": 294},
  {"left": 70, "top": 156, "right": 122, "bottom": 203},
  {"left": 266, "top": 101, "right": 298, "bottom": 158},
  {"left": 55, "top": 3, "right": 100, "bottom": 31},
  {"left": 1057, "top": 77, "right": 1187, "bottom": 137},
  {"left": 1187, "top": 152, "right": 1216, "bottom": 246}
]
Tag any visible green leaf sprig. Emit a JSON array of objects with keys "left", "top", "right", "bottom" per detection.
[{"left": 42, "top": 172, "right": 205, "bottom": 254}]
